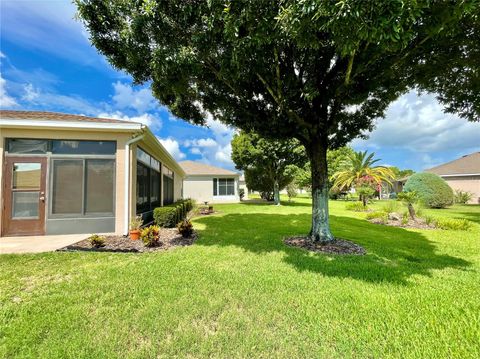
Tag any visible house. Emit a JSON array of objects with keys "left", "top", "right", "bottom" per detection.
[
  {"left": 425, "top": 152, "right": 480, "bottom": 204},
  {"left": 0, "top": 110, "right": 185, "bottom": 237},
  {"left": 180, "top": 160, "right": 240, "bottom": 203}
]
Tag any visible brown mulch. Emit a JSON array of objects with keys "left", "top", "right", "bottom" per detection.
[
  {"left": 284, "top": 236, "right": 366, "bottom": 255},
  {"left": 369, "top": 217, "right": 436, "bottom": 230},
  {"left": 59, "top": 228, "right": 197, "bottom": 253}
]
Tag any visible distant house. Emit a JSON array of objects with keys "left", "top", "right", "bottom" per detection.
[
  {"left": 425, "top": 152, "right": 480, "bottom": 204},
  {"left": 180, "top": 161, "right": 240, "bottom": 203},
  {"left": 0, "top": 110, "right": 185, "bottom": 237}
]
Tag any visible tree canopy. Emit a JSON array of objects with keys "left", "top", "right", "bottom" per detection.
[
  {"left": 76, "top": 0, "right": 479, "bottom": 241},
  {"left": 231, "top": 131, "right": 306, "bottom": 205}
]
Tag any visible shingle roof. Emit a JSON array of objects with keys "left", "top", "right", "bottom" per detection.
[
  {"left": 425, "top": 152, "right": 480, "bottom": 175},
  {"left": 0, "top": 110, "right": 140, "bottom": 124},
  {"left": 179, "top": 160, "right": 239, "bottom": 176}
]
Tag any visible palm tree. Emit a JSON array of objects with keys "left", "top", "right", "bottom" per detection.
[{"left": 332, "top": 151, "right": 395, "bottom": 195}]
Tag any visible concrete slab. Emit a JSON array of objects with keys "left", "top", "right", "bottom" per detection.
[{"left": 0, "top": 234, "right": 91, "bottom": 254}]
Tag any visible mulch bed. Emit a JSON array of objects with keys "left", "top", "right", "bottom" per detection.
[
  {"left": 59, "top": 228, "right": 197, "bottom": 253},
  {"left": 284, "top": 236, "right": 366, "bottom": 255},
  {"left": 368, "top": 217, "right": 436, "bottom": 230}
]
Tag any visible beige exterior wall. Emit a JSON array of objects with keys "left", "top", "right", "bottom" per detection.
[
  {"left": 183, "top": 175, "right": 240, "bottom": 203},
  {"left": 238, "top": 180, "right": 249, "bottom": 200},
  {"left": 444, "top": 176, "right": 480, "bottom": 204},
  {"left": 0, "top": 127, "right": 132, "bottom": 236}
]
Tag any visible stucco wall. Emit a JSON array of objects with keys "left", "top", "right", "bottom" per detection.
[
  {"left": 0, "top": 128, "right": 131, "bottom": 236},
  {"left": 444, "top": 176, "right": 480, "bottom": 204},
  {"left": 183, "top": 175, "right": 239, "bottom": 203}
]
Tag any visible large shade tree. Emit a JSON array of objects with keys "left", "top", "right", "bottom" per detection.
[
  {"left": 231, "top": 131, "right": 306, "bottom": 205},
  {"left": 76, "top": 0, "right": 480, "bottom": 242}
]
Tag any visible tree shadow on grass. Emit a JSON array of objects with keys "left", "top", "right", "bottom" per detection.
[{"left": 193, "top": 213, "right": 471, "bottom": 285}]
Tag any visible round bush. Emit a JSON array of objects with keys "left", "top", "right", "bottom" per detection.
[{"left": 403, "top": 172, "right": 454, "bottom": 208}]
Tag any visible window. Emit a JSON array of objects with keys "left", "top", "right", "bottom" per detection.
[
  {"left": 7, "top": 139, "right": 48, "bottom": 154},
  {"left": 52, "top": 140, "right": 116, "bottom": 155},
  {"left": 51, "top": 159, "right": 115, "bottom": 216},
  {"left": 213, "top": 178, "right": 235, "bottom": 196},
  {"left": 136, "top": 148, "right": 162, "bottom": 213},
  {"left": 163, "top": 165, "right": 174, "bottom": 205}
]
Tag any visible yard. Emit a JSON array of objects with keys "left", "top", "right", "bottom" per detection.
[{"left": 1, "top": 198, "right": 479, "bottom": 358}]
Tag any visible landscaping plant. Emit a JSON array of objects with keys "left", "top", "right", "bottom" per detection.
[
  {"left": 397, "top": 191, "right": 419, "bottom": 220},
  {"left": 454, "top": 190, "right": 473, "bottom": 204},
  {"left": 129, "top": 215, "right": 143, "bottom": 240},
  {"left": 286, "top": 182, "right": 298, "bottom": 202},
  {"left": 403, "top": 173, "right": 454, "bottom": 208},
  {"left": 88, "top": 234, "right": 105, "bottom": 248},
  {"left": 140, "top": 225, "right": 161, "bottom": 247},
  {"left": 76, "top": 1, "right": 479, "bottom": 242}
]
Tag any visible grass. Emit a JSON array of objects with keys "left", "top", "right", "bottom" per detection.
[{"left": 1, "top": 198, "right": 479, "bottom": 358}]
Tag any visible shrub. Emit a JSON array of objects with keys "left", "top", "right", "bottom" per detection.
[
  {"left": 454, "top": 190, "right": 473, "bottom": 204},
  {"left": 433, "top": 218, "right": 473, "bottom": 231},
  {"left": 88, "top": 234, "right": 105, "bottom": 248},
  {"left": 153, "top": 207, "right": 177, "bottom": 227},
  {"left": 286, "top": 182, "right": 298, "bottom": 202},
  {"left": 141, "top": 225, "right": 161, "bottom": 247},
  {"left": 401, "top": 211, "right": 409, "bottom": 225},
  {"left": 365, "top": 211, "right": 388, "bottom": 223},
  {"left": 129, "top": 215, "right": 143, "bottom": 230},
  {"left": 397, "top": 191, "right": 419, "bottom": 219},
  {"left": 177, "top": 220, "right": 194, "bottom": 237},
  {"left": 346, "top": 202, "right": 370, "bottom": 212},
  {"left": 403, "top": 173, "right": 454, "bottom": 208}
]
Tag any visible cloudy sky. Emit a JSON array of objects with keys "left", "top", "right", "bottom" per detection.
[{"left": 1, "top": 1, "right": 479, "bottom": 171}]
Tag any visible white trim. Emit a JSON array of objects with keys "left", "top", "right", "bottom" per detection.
[
  {"left": 124, "top": 133, "right": 145, "bottom": 235},
  {"left": 0, "top": 119, "right": 142, "bottom": 131},
  {"left": 439, "top": 173, "right": 480, "bottom": 178}
]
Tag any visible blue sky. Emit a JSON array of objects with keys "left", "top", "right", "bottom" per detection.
[{"left": 1, "top": 1, "right": 479, "bottom": 172}]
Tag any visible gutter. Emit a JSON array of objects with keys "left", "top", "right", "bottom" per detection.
[{"left": 124, "top": 131, "right": 145, "bottom": 235}]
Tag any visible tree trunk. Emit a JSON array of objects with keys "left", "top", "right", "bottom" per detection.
[
  {"left": 273, "top": 179, "right": 280, "bottom": 205},
  {"left": 309, "top": 141, "right": 335, "bottom": 242},
  {"left": 408, "top": 203, "right": 416, "bottom": 220}
]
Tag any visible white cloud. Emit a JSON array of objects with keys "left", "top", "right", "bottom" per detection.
[
  {"left": 22, "top": 83, "right": 40, "bottom": 101},
  {"left": 0, "top": 51, "right": 5, "bottom": 58},
  {"left": 184, "top": 138, "right": 218, "bottom": 148},
  {"left": 352, "top": 91, "right": 480, "bottom": 153},
  {"left": 0, "top": 73, "right": 18, "bottom": 108},
  {"left": 158, "top": 137, "right": 186, "bottom": 161},
  {"left": 97, "top": 111, "right": 158, "bottom": 127},
  {"left": 112, "top": 82, "right": 158, "bottom": 113}
]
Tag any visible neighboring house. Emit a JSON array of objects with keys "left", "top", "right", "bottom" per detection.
[
  {"left": 425, "top": 152, "right": 480, "bottom": 204},
  {"left": 0, "top": 110, "right": 185, "bottom": 237},
  {"left": 180, "top": 160, "right": 240, "bottom": 203}
]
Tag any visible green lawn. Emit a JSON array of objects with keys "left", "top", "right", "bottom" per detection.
[{"left": 1, "top": 199, "right": 479, "bottom": 358}]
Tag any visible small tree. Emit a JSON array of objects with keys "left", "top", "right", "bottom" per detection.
[
  {"left": 231, "top": 132, "right": 306, "bottom": 205},
  {"left": 286, "top": 182, "right": 298, "bottom": 202},
  {"left": 397, "top": 191, "right": 419, "bottom": 220}
]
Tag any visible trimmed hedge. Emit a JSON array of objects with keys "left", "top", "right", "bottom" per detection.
[
  {"left": 153, "top": 199, "right": 195, "bottom": 228},
  {"left": 403, "top": 172, "right": 454, "bottom": 208}
]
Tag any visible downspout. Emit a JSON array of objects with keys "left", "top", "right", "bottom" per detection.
[{"left": 124, "top": 131, "right": 145, "bottom": 235}]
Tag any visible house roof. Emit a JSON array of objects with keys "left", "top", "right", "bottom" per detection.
[
  {"left": 179, "top": 160, "right": 239, "bottom": 176},
  {"left": 0, "top": 110, "right": 143, "bottom": 132},
  {"left": 0, "top": 110, "right": 139, "bottom": 124},
  {"left": 425, "top": 152, "right": 480, "bottom": 176}
]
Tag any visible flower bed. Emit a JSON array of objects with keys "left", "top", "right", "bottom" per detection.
[{"left": 59, "top": 228, "right": 197, "bottom": 253}]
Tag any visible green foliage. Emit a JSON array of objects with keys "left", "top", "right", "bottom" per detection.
[
  {"left": 231, "top": 131, "right": 306, "bottom": 204},
  {"left": 346, "top": 202, "right": 370, "bottom": 212},
  {"left": 333, "top": 151, "right": 395, "bottom": 190},
  {"left": 403, "top": 173, "right": 454, "bottom": 208},
  {"left": 401, "top": 212, "right": 410, "bottom": 225},
  {"left": 381, "top": 200, "right": 401, "bottom": 214},
  {"left": 153, "top": 207, "right": 177, "bottom": 228},
  {"left": 129, "top": 215, "right": 143, "bottom": 230},
  {"left": 141, "top": 225, "right": 161, "bottom": 247},
  {"left": 88, "top": 234, "right": 105, "bottom": 248},
  {"left": 177, "top": 220, "right": 194, "bottom": 238},
  {"left": 397, "top": 191, "right": 419, "bottom": 205},
  {"left": 434, "top": 218, "right": 473, "bottom": 231},
  {"left": 388, "top": 167, "right": 415, "bottom": 180},
  {"left": 365, "top": 211, "right": 388, "bottom": 224},
  {"left": 454, "top": 190, "right": 473, "bottom": 204},
  {"left": 154, "top": 199, "right": 194, "bottom": 227}
]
